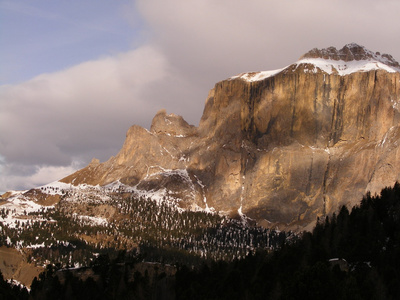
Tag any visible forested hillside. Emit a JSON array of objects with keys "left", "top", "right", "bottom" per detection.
[
  {"left": 1, "top": 188, "right": 290, "bottom": 268},
  {"left": 2, "top": 183, "right": 399, "bottom": 299},
  {"left": 176, "top": 183, "right": 400, "bottom": 299}
]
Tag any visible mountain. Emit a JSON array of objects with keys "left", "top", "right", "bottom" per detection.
[
  {"left": 3, "top": 43, "right": 400, "bottom": 232},
  {"left": 55, "top": 43, "right": 400, "bottom": 230},
  {"left": 1, "top": 42, "right": 400, "bottom": 289}
]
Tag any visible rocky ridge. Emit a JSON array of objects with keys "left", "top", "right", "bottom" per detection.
[
  {"left": 300, "top": 43, "right": 400, "bottom": 68},
  {"left": 5, "top": 43, "right": 400, "bottom": 231}
]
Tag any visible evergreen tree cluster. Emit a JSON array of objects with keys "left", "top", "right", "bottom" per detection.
[
  {"left": 28, "top": 254, "right": 175, "bottom": 300},
  {"left": 0, "top": 271, "right": 29, "bottom": 300},
  {"left": 2, "top": 183, "right": 400, "bottom": 299},
  {"left": 175, "top": 183, "right": 400, "bottom": 299},
  {"left": 1, "top": 190, "right": 290, "bottom": 268}
]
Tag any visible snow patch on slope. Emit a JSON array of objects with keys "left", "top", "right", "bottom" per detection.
[
  {"left": 1, "top": 169, "right": 218, "bottom": 230},
  {"left": 38, "top": 181, "right": 72, "bottom": 195},
  {"left": 0, "top": 194, "right": 54, "bottom": 228},
  {"left": 230, "top": 68, "right": 285, "bottom": 82},
  {"left": 295, "top": 58, "right": 400, "bottom": 75}
]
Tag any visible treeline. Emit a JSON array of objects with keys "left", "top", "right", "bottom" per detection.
[{"left": 1, "top": 191, "right": 291, "bottom": 268}]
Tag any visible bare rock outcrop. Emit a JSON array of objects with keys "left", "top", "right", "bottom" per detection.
[
  {"left": 150, "top": 109, "right": 197, "bottom": 136},
  {"left": 61, "top": 44, "right": 400, "bottom": 230}
]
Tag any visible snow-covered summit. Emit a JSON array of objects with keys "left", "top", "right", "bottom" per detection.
[
  {"left": 231, "top": 43, "right": 400, "bottom": 81},
  {"left": 300, "top": 43, "right": 399, "bottom": 67},
  {"left": 296, "top": 43, "right": 400, "bottom": 76}
]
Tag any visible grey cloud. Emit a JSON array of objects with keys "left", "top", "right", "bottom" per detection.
[
  {"left": 0, "top": 162, "right": 80, "bottom": 191},
  {"left": 138, "top": 0, "right": 400, "bottom": 73}
]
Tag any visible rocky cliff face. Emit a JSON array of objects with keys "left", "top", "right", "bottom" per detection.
[{"left": 60, "top": 44, "right": 400, "bottom": 230}]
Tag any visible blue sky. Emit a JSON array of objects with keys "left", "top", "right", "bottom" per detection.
[
  {"left": 1, "top": 0, "right": 400, "bottom": 192},
  {"left": 0, "top": 1, "right": 141, "bottom": 84}
]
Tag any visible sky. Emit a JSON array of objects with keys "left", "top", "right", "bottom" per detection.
[{"left": 1, "top": 0, "right": 400, "bottom": 192}]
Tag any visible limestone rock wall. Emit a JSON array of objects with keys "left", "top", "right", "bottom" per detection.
[{"left": 61, "top": 60, "right": 400, "bottom": 230}]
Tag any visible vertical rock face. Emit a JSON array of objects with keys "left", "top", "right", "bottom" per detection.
[{"left": 61, "top": 44, "right": 400, "bottom": 230}]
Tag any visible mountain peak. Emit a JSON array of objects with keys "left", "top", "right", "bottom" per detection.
[
  {"left": 231, "top": 43, "right": 399, "bottom": 82},
  {"left": 300, "top": 43, "right": 400, "bottom": 68}
]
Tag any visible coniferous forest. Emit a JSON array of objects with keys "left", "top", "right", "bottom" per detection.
[{"left": 1, "top": 183, "right": 400, "bottom": 299}]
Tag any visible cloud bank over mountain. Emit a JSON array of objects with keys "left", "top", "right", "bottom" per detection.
[{"left": 1, "top": 0, "right": 400, "bottom": 192}]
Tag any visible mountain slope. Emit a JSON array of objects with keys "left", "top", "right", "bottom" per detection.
[{"left": 6, "top": 43, "right": 400, "bottom": 230}]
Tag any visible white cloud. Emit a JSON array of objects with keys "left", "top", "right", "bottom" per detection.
[
  {"left": 0, "top": 45, "right": 171, "bottom": 191},
  {"left": 0, "top": 45, "right": 168, "bottom": 163}
]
